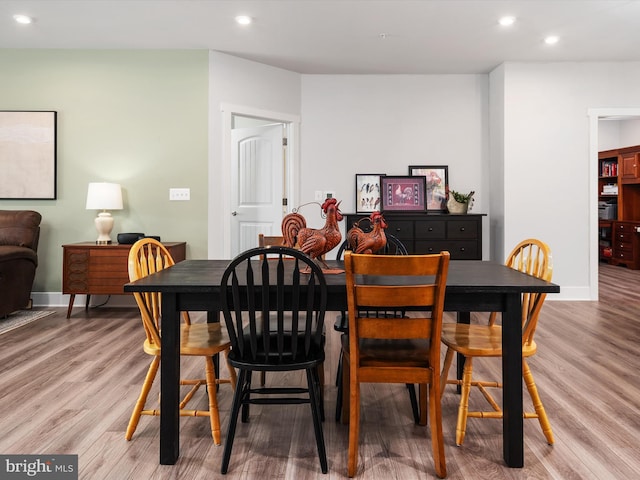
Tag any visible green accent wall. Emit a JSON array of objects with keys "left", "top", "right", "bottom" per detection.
[{"left": 0, "top": 49, "right": 209, "bottom": 295}]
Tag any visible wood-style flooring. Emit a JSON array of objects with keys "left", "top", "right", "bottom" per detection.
[{"left": 0, "top": 262, "right": 638, "bottom": 479}]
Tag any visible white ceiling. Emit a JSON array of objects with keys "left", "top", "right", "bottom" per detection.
[{"left": 1, "top": 0, "right": 639, "bottom": 74}]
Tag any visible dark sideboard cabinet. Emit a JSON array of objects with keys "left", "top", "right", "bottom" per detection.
[{"left": 343, "top": 213, "right": 484, "bottom": 259}]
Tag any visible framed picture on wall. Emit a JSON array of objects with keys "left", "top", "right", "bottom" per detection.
[
  {"left": 408, "top": 165, "right": 448, "bottom": 212},
  {"left": 0, "top": 110, "right": 57, "bottom": 199},
  {"left": 381, "top": 175, "right": 426, "bottom": 212},
  {"left": 355, "top": 173, "right": 384, "bottom": 213}
]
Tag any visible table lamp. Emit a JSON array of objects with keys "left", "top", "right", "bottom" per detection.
[{"left": 86, "top": 182, "right": 123, "bottom": 244}]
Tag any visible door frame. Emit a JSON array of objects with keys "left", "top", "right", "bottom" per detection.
[
  {"left": 219, "top": 103, "right": 300, "bottom": 258},
  {"left": 588, "top": 107, "right": 640, "bottom": 300}
]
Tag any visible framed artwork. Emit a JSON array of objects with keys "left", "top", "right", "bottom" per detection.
[
  {"left": 0, "top": 111, "right": 57, "bottom": 199},
  {"left": 408, "top": 165, "right": 448, "bottom": 212},
  {"left": 355, "top": 173, "right": 384, "bottom": 213},
  {"left": 381, "top": 175, "right": 426, "bottom": 212}
]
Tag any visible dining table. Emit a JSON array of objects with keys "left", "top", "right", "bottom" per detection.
[{"left": 124, "top": 258, "right": 560, "bottom": 468}]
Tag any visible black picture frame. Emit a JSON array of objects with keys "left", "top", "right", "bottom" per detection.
[
  {"left": 381, "top": 175, "right": 426, "bottom": 212},
  {"left": 408, "top": 165, "right": 448, "bottom": 212},
  {"left": 0, "top": 110, "right": 57, "bottom": 199},
  {"left": 355, "top": 173, "right": 384, "bottom": 213}
]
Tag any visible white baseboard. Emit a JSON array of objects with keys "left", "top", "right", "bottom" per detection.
[{"left": 32, "top": 292, "right": 136, "bottom": 308}]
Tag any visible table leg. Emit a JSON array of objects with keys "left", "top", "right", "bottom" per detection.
[
  {"left": 66, "top": 294, "right": 75, "bottom": 319},
  {"left": 456, "top": 311, "right": 471, "bottom": 394},
  {"left": 160, "top": 293, "right": 180, "bottom": 465},
  {"left": 502, "top": 293, "right": 524, "bottom": 468},
  {"left": 207, "top": 310, "right": 220, "bottom": 385}
]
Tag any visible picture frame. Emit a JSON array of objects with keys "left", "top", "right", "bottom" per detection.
[
  {"left": 355, "top": 173, "right": 384, "bottom": 213},
  {"left": 381, "top": 175, "right": 426, "bottom": 212},
  {"left": 0, "top": 111, "right": 57, "bottom": 199},
  {"left": 408, "top": 165, "right": 448, "bottom": 212}
]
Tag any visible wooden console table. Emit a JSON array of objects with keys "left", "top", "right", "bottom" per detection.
[{"left": 62, "top": 241, "right": 186, "bottom": 318}]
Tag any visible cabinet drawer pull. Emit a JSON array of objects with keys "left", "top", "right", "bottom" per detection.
[
  {"left": 459, "top": 227, "right": 465, "bottom": 232},
  {"left": 460, "top": 247, "right": 465, "bottom": 252},
  {"left": 428, "top": 227, "right": 433, "bottom": 232}
]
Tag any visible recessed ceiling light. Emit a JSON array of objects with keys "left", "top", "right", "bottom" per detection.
[
  {"left": 499, "top": 16, "right": 516, "bottom": 26},
  {"left": 235, "top": 15, "right": 252, "bottom": 25},
  {"left": 13, "top": 14, "right": 33, "bottom": 25},
  {"left": 544, "top": 35, "right": 560, "bottom": 45}
]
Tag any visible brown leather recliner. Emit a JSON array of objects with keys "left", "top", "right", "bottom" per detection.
[{"left": 0, "top": 210, "right": 42, "bottom": 318}]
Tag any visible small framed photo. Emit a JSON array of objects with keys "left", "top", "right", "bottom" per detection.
[
  {"left": 409, "top": 165, "right": 448, "bottom": 212},
  {"left": 381, "top": 175, "right": 426, "bottom": 212},
  {"left": 355, "top": 173, "right": 384, "bottom": 213}
]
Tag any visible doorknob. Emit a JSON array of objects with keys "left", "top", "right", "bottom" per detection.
[{"left": 231, "top": 211, "right": 237, "bottom": 216}]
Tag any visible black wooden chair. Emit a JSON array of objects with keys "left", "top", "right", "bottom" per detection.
[
  {"left": 333, "top": 234, "right": 419, "bottom": 423},
  {"left": 220, "top": 246, "right": 328, "bottom": 474}
]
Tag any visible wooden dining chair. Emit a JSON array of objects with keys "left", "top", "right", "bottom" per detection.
[
  {"left": 220, "top": 246, "right": 328, "bottom": 474},
  {"left": 342, "top": 250, "right": 450, "bottom": 478},
  {"left": 440, "top": 238, "right": 554, "bottom": 447},
  {"left": 333, "top": 234, "right": 419, "bottom": 423},
  {"left": 125, "top": 238, "right": 236, "bottom": 445}
]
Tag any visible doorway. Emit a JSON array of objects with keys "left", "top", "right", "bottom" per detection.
[
  {"left": 589, "top": 108, "right": 640, "bottom": 300},
  {"left": 219, "top": 104, "right": 300, "bottom": 258}
]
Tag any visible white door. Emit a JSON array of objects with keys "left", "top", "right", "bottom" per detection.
[{"left": 230, "top": 124, "right": 285, "bottom": 257}]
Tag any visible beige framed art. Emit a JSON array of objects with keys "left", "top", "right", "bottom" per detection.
[{"left": 0, "top": 111, "right": 57, "bottom": 199}]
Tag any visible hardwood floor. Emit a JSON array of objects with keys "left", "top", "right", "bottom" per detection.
[{"left": 0, "top": 262, "right": 638, "bottom": 479}]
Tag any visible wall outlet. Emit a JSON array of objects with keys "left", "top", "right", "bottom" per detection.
[
  {"left": 169, "top": 188, "right": 190, "bottom": 201},
  {"left": 314, "top": 190, "right": 323, "bottom": 202}
]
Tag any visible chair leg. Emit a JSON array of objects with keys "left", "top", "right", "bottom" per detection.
[
  {"left": 418, "top": 384, "right": 428, "bottom": 426},
  {"left": 221, "top": 369, "right": 247, "bottom": 474},
  {"left": 341, "top": 350, "right": 350, "bottom": 425},
  {"left": 455, "top": 356, "right": 473, "bottom": 446},
  {"left": 429, "top": 378, "right": 447, "bottom": 478},
  {"left": 523, "top": 359, "right": 554, "bottom": 445},
  {"left": 347, "top": 378, "right": 360, "bottom": 477},
  {"left": 125, "top": 356, "right": 160, "bottom": 440},
  {"left": 224, "top": 350, "right": 237, "bottom": 391},
  {"left": 335, "top": 350, "right": 343, "bottom": 422},
  {"left": 204, "top": 356, "right": 222, "bottom": 445},
  {"left": 440, "top": 347, "right": 454, "bottom": 398},
  {"left": 307, "top": 368, "right": 328, "bottom": 473},
  {"left": 241, "top": 371, "right": 252, "bottom": 423},
  {"left": 406, "top": 384, "right": 421, "bottom": 424}
]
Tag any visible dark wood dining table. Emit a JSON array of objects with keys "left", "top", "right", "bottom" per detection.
[{"left": 124, "top": 258, "right": 560, "bottom": 468}]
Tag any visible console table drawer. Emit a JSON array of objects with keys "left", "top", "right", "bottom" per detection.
[
  {"left": 447, "top": 220, "right": 478, "bottom": 239},
  {"left": 386, "top": 220, "right": 414, "bottom": 238},
  {"left": 415, "top": 240, "right": 478, "bottom": 260},
  {"left": 415, "top": 221, "right": 445, "bottom": 238}
]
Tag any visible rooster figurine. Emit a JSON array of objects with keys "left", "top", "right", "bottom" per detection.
[
  {"left": 282, "top": 197, "right": 343, "bottom": 272},
  {"left": 347, "top": 211, "right": 388, "bottom": 254}
]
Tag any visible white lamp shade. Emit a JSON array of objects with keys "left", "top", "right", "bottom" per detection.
[{"left": 86, "top": 182, "right": 123, "bottom": 210}]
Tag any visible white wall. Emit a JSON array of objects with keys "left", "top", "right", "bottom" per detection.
[
  {"left": 499, "top": 62, "right": 640, "bottom": 299},
  {"left": 208, "top": 51, "right": 302, "bottom": 258},
  {"left": 300, "top": 74, "right": 490, "bottom": 258}
]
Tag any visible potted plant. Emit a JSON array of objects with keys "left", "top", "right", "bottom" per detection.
[{"left": 447, "top": 189, "right": 475, "bottom": 214}]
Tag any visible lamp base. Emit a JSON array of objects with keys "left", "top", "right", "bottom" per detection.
[{"left": 95, "top": 212, "right": 115, "bottom": 245}]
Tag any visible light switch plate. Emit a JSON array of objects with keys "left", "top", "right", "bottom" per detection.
[{"left": 169, "top": 188, "right": 190, "bottom": 201}]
